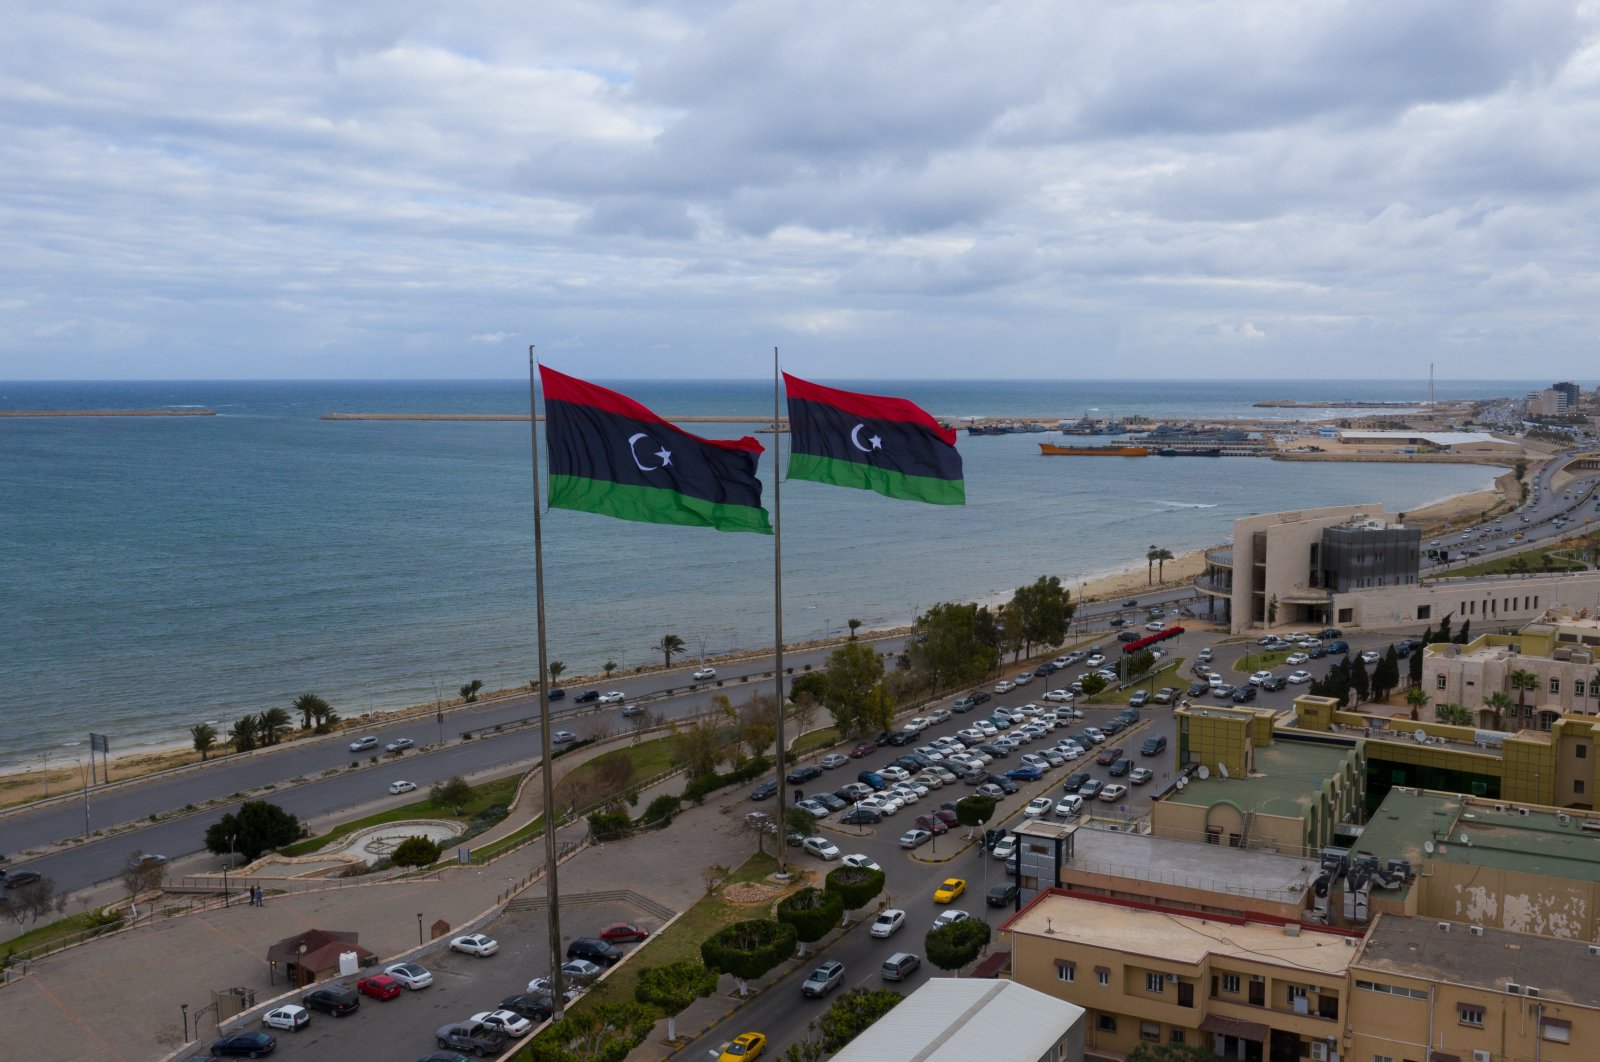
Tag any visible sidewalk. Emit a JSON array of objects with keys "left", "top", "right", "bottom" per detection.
[{"left": 0, "top": 733, "right": 762, "bottom": 1062}]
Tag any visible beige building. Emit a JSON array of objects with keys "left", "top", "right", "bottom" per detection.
[
  {"left": 1425, "top": 611, "right": 1600, "bottom": 730},
  {"left": 1334, "top": 430, "right": 1522, "bottom": 454},
  {"left": 1349, "top": 914, "right": 1598, "bottom": 1062},
  {"left": 829, "top": 978, "right": 1085, "bottom": 1062}
]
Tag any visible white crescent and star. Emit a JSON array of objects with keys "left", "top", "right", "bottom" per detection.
[
  {"left": 627, "top": 432, "right": 673, "bottom": 472},
  {"left": 850, "top": 423, "right": 883, "bottom": 453}
]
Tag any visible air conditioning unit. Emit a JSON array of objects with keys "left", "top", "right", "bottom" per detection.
[
  {"left": 1470, "top": 925, "right": 1485, "bottom": 936},
  {"left": 1252, "top": 974, "right": 1265, "bottom": 982},
  {"left": 1505, "top": 982, "right": 1522, "bottom": 994},
  {"left": 1310, "top": 1044, "right": 1329, "bottom": 1062},
  {"left": 1525, "top": 986, "right": 1540, "bottom": 998},
  {"left": 1164, "top": 972, "right": 1179, "bottom": 983},
  {"left": 1473, "top": 1051, "right": 1492, "bottom": 1062},
  {"left": 1519, "top": 807, "right": 1530, "bottom": 816}
]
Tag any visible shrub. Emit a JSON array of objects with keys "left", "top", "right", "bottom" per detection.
[
  {"left": 640, "top": 794, "right": 681, "bottom": 828},
  {"left": 587, "top": 808, "right": 631, "bottom": 840}
]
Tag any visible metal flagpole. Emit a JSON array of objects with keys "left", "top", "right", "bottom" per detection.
[
  {"left": 773, "top": 346, "right": 788, "bottom": 876},
  {"left": 527, "top": 347, "right": 566, "bottom": 1016}
]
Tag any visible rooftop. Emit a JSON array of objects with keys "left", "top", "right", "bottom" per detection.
[
  {"left": 1065, "top": 826, "right": 1317, "bottom": 905},
  {"left": 1007, "top": 892, "right": 1357, "bottom": 975},
  {"left": 1362, "top": 789, "right": 1600, "bottom": 883},
  {"left": 1354, "top": 789, "right": 1465, "bottom": 869},
  {"left": 1357, "top": 914, "right": 1600, "bottom": 1006},
  {"left": 1165, "top": 738, "right": 1351, "bottom": 819},
  {"left": 828, "top": 978, "right": 1084, "bottom": 1062},
  {"left": 1335, "top": 430, "right": 1504, "bottom": 446}
]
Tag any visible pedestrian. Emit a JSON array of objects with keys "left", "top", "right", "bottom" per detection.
[{"left": 256, "top": 885, "right": 265, "bottom": 907}]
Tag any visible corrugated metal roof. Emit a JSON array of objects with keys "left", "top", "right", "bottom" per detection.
[{"left": 829, "top": 978, "right": 1084, "bottom": 1062}]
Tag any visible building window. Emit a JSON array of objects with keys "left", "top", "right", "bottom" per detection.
[
  {"left": 1577, "top": 780, "right": 1586, "bottom": 795},
  {"left": 1459, "top": 1004, "right": 1485, "bottom": 1027},
  {"left": 1541, "top": 1017, "right": 1571, "bottom": 1044},
  {"left": 1170, "top": 1029, "right": 1185, "bottom": 1045},
  {"left": 1098, "top": 1013, "right": 1117, "bottom": 1032},
  {"left": 1140, "top": 1021, "right": 1161, "bottom": 1042},
  {"left": 1222, "top": 974, "right": 1241, "bottom": 994},
  {"left": 1550, "top": 677, "right": 1561, "bottom": 695},
  {"left": 1418, "top": 606, "right": 1432, "bottom": 620},
  {"left": 1287, "top": 985, "right": 1307, "bottom": 1005},
  {"left": 1580, "top": 745, "right": 1589, "bottom": 759},
  {"left": 1374, "top": 1055, "right": 1395, "bottom": 1062},
  {"left": 1097, "top": 967, "right": 1110, "bottom": 987},
  {"left": 1146, "top": 973, "right": 1165, "bottom": 994},
  {"left": 1058, "top": 965, "right": 1075, "bottom": 983},
  {"left": 1578, "top": 681, "right": 1589, "bottom": 698},
  {"left": 1437, "top": 674, "right": 1448, "bottom": 690}
]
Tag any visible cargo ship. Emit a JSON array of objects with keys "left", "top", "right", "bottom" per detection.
[{"left": 1039, "top": 442, "right": 1149, "bottom": 456}]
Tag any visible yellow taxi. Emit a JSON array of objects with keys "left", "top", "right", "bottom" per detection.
[
  {"left": 933, "top": 877, "right": 966, "bottom": 903},
  {"left": 718, "top": 1031, "right": 767, "bottom": 1062}
]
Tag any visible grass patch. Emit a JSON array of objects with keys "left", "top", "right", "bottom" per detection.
[
  {"left": 1085, "top": 659, "right": 1185, "bottom": 704},
  {"left": 1231, "top": 649, "right": 1297, "bottom": 673},
  {"left": 1443, "top": 550, "right": 1586, "bottom": 579},
  {"left": 564, "top": 852, "right": 787, "bottom": 1013},
  {"left": 791, "top": 727, "right": 840, "bottom": 757},
  {"left": 4, "top": 908, "right": 123, "bottom": 960},
  {"left": 282, "top": 774, "right": 521, "bottom": 856}
]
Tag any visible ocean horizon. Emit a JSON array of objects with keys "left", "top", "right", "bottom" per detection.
[{"left": 0, "top": 378, "right": 1534, "bottom": 770}]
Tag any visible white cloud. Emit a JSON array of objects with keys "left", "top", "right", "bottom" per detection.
[{"left": 1, "top": 1, "right": 1598, "bottom": 378}]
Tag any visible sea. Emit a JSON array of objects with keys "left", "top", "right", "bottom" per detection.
[{"left": 0, "top": 378, "right": 1546, "bottom": 770}]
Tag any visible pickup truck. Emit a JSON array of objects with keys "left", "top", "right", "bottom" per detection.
[{"left": 436, "top": 1021, "right": 507, "bottom": 1056}]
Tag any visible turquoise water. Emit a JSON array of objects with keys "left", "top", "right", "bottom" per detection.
[{"left": 0, "top": 379, "right": 1521, "bottom": 766}]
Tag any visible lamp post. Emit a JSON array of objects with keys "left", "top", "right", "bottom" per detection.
[
  {"left": 222, "top": 832, "right": 236, "bottom": 908},
  {"left": 417, "top": 913, "right": 424, "bottom": 946},
  {"left": 181, "top": 1003, "right": 189, "bottom": 1042}
]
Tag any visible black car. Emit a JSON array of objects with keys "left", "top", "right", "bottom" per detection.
[
  {"left": 894, "top": 755, "right": 923, "bottom": 772},
  {"left": 833, "top": 787, "right": 863, "bottom": 804},
  {"left": 988, "top": 774, "right": 1020, "bottom": 795},
  {"left": 1109, "top": 757, "right": 1133, "bottom": 777},
  {"left": 1109, "top": 617, "right": 1130, "bottom": 627},
  {"left": 547, "top": 688, "right": 566, "bottom": 701},
  {"left": 839, "top": 807, "right": 882, "bottom": 825},
  {"left": 1231, "top": 684, "right": 1258, "bottom": 703},
  {"left": 3, "top": 870, "right": 42, "bottom": 889},
  {"left": 1034, "top": 664, "right": 1055, "bottom": 677},
  {"left": 886, "top": 731, "right": 917, "bottom": 746},
  {"left": 574, "top": 690, "right": 600, "bottom": 703},
  {"left": 749, "top": 781, "right": 778, "bottom": 801},
  {"left": 1079, "top": 778, "right": 1104, "bottom": 798},
  {"left": 1123, "top": 599, "right": 1138, "bottom": 607},
  {"left": 419, "top": 1054, "right": 471, "bottom": 1062},
  {"left": 976, "top": 742, "right": 1009, "bottom": 759},
  {"left": 1187, "top": 681, "right": 1211, "bottom": 697},
  {"left": 786, "top": 764, "right": 824, "bottom": 784},
  {"left": 970, "top": 690, "right": 991, "bottom": 705},
  {"left": 1101, "top": 719, "right": 1126, "bottom": 735},
  {"left": 1117, "top": 630, "right": 1141, "bottom": 643},
  {"left": 567, "top": 937, "right": 624, "bottom": 967},
  {"left": 1319, "top": 628, "right": 1342, "bottom": 639},
  {"left": 1260, "top": 675, "right": 1288, "bottom": 692},
  {"left": 498, "top": 993, "right": 554, "bottom": 1022},
  {"left": 1062, "top": 771, "right": 1091, "bottom": 793},
  {"left": 1308, "top": 646, "right": 1328, "bottom": 659},
  {"left": 813, "top": 792, "right": 847, "bottom": 811},
  {"left": 986, "top": 883, "right": 1020, "bottom": 907},
  {"left": 982, "top": 827, "right": 1007, "bottom": 851},
  {"left": 210, "top": 1030, "right": 277, "bottom": 1057},
  {"left": 302, "top": 985, "right": 360, "bottom": 1017}
]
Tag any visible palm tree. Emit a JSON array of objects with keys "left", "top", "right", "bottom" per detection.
[
  {"left": 292, "top": 693, "right": 330, "bottom": 731},
  {"left": 1485, "top": 690, "right": 1514, "bottom": 732},
  {"left": 1405, "top": 687, "right": 1430, "bottom": 721},
  {"left": 309, "top": 701, "right": 339, "bottom": 734},
  {"left": 191, "top": 723, "right": 218, "bottom": 761},
  {"left": 1154, "top": 548, "right": 1175, "bottom": 583},
  {"left": 847, "top": 618, "right": 862, "bottom": 640},
  {"left": 1507, "top": 668, "right": 1538, "bottom": 727},
  {"left": 656, "top": 634, "right": 686, "bottom": 668},
  {"left": 549, "top": 661, "right": 566, "bottom": 683},
  {"left": 1146, "top": 545, "right": 1160, "bottom": 586},
  {"left": 460, "top": 679, "right": 484, "bottom": 703},
  {"left": 229, "top": 715, "right": 259, "bottom": 753},
  {"left": 258, "top": 707, "right": 292, "bottom": 746},
  {"left": 603, "top": 660, "right": 618, "bottom": 679}
]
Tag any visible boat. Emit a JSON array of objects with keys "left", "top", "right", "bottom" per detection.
[{"left": 1039, "top": 443, "right": 1149, "bottom": 456}]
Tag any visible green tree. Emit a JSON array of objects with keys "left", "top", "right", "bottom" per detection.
[
  {"left": 1437, "top": 614, "right": 1454, "bottom": 643},
  {"left": 1008, "top": 575, "right": 1073, "bottom": 656},
  {"left": 391, "top": 835, "right": 442, "bottom": 867},
  {"left": 776, "top": 887, "right": 844, "bottom": 955},
  {"left": 1350, "top": 657, "right": 1371, "bottom": 705},
  {"left": 1267, "top": 594, "right": 1279, "bottom": 625},
  {"left": 737, "top": 692, "right": 779, "bottom": 762},
  {"left": 824, "top": 865, "right": 885, "bottom": 924},
  {"left": 1146, "top": 544, "right": 1160, "bottom": 585},
  {"left": 204, "top": 801, "right": 301, "bottom": 861},
  {"left": 1079, "top": 673, "right": 1108, "bottom": 698},
  {"left": 1508, "top": 668, "right": 1538, "bottom": 727},
  {"left": 1373, "top": 646, "right": 1400, "bottom": 702},
  {"left": 309, "top": 700, "right": 338, "bottom": 734},
  {"left": 640, "top": 793, "right": 681, "bottom": 828},
  {"left": 925, "top": 916, "right": 991, "bottom": 974},
  {"left": 603, "top": 660, "right": 618, "bottom": 679},
  {"left": 549, "top": 661, "right": 567, "bottom": 683},
  {"left": 1456, "top": 619, "right": 1471, "bottom": 644},
  {"left": 292, "top": 693, "right": 330, "bottom": 730},
  {"left": 229, "top": 714, "right": 259, "bottom": 753},
  {"left": 634, "top": 960, "right": 718, "bottom": 1041},
  {"left": 1405, "top": 686, "right": 1430, "bottom": 721},
  {"left": 655, "top": 633, "right": 686, "bottom": 667},
  {"left": 787, "top": 806, "right": 818, "bottom": 839},
  {"left": 955, "top": 795, "right": 996, "bottom": 831},
  {"left": 459, "top": 678, "right": 484, "bottom": 703},
  {"left": 670, "top": 719, "right": 721, "bottom": 780},
  {"left": 1153, "top": 548, "right": 1175, "bottom": 582},
  {"left": 821, "top": 641, "right": 886, "bottom": 736},
  {"left": 1437, "top": 703, "right": 1474, "bottom": 726},
  {"left": 258, "top": 706, "right": 292, "bottom": 746},
  {"left": 1125, "top": 648, "right": 1155, "bottom": 678},
  {"left": 429, "top": 775, "right": 473, "bottom": 813},
  {"left": 1483, "top": 691, "right": 1513, "bottom": 730},
  {"left": 121, "top": 850, "right": 168, "bottom": 917},
  {"left": 1409, "top": 639, "right": 1425, "bottom": 687},
  {"left": 701, "top": 919, "right": 797, "bottom": 996},
  {"left": 190, "top": 722, "right": 218, "bottom": 761},
  {"left": 525, "top": 1000, "right": 660, "bottom": 1062},
  {"left": 906, "top": 602, "right": 999, "bottom": 694},
  {"left": 812, "top": 988, "right": 903, "bottom": 1051},
  {"left": 1127, "top": 1044, "right": 1218, "bottom": 1062},
  {"left": 847, "top": 618, "right": 861, "bottom": 640}
]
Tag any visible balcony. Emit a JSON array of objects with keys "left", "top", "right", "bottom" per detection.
[
  {"left": 1195, "top": 574, "right": 1232, "bottom": 597},
  {"left": 1206, "top": 548, "right": 1234, "bottom": 568}
]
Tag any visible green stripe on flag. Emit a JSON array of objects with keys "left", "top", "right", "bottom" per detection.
[
  {"left": 548, "top": 475, "right": 772, "bottom": 534},
  {"left": 787, "top": 453, "right": 965, "bottom": 506}
]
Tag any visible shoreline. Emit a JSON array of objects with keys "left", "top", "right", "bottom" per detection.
[
  {"left": 0, "top": 408, "right": 216, "bottom": 417},
  {"left": 0, "top": 467, "right": 1518, "bottom": 805}
]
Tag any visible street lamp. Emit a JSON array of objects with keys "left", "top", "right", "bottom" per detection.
[
  {"left": 181, "top": 1003, "right": 189, "bottom": 1042},
  {"left": 417, "top": 913, "right": 424, "bottom": 946},
  {"left": 222, "top": 833, "right": 236, "bottom": 908}
]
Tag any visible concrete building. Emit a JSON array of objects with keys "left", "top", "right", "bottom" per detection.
[
  {"left": 1349, "top": 914, "right": 1599, "bottom": 1062},
  {"left": 1006, "top": 891, "right": 1359, "bottom": 1062},
  {"left": 828, "top": 977, "right": 1085, "bottom": 1062},
  {"left": 1333, "top": 430, "right": 1521, "bottom": 454},
  {"left": 1425, "top": 610, "right": 1600, "bottom": 729},
  {"left": 1528, "top": 388, "right": 1571, "bottom": 418}
]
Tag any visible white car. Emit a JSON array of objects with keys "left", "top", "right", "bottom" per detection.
[
  {"left": 1024, "top": 797, "right": 1053, "bottom": 817},
  {"left": 598, "top": 691, "right": 626, "bottom": 704},
  {"left": 889, "top": 784, "right": 921, "bottom": 805},
  {"left": 903, "top": 717, "right": 930, "bottom": 733},
  {"left": 991, "top": 836, "right": 1016, "bottom": 861},
  {"left": 1285, "top": 653, "right": 1309, "bottom": 666},
  {"left": 994, "top": 680, "right": 1017, "bottom": 694},
  {"left": 1044, "top": 688, "right": 1074, "bottom": 702},
  {"left": 913, "top": 772, "right": 945, "bottom": 790},
  {"left": 899, "top": 828, "right": 932, "bottom": 849},
  {"left": 1197, "top": 648, "right": 1214, "bottom": 663},
  {"left": 348, "top": 736, "right": 379, "bottom": 752},
  {"left": 692, "top": 667, "right": 717, "bottom": 680},
  {"left": 1288, "top": 670, "right": 1313, "bottom": 684},
  {"left": 1081, "top": 727, "right": 1106, "bottom": 744},
  {"left": 871, "top": 908, "right": 906, "bottom": 938},
  {"left": 929, "top": 765, "right": 959, "bottom": 783},
  {"left": 262, "top": 1005, "right": 309, "bottom": 1032},
  {"left": 820, "top": 753, "right": 850, "bottom": 770},
  {"left": 1055, "top": 795, "right": 1084, "bottom": 817},
  {"left": 389, "top": 780, "right": 417, "bottom": 795},
  {"left": 385, "top": 737, "right": 414, "bottom": 753},
  {"left": 473, "top": 1009, "right": 533, "bottom": 1037},
  {"left": 1055, "top": 744, "right": 1084, "bottom": 761},
  {"left": 384, "top": 962, "right": 433, "bottom": 989},
  {"left": 1013, "top": 672, "right": 1033, "bottom": 686},
  {"left": 1085, "top": 653, "right": 1106, "bottom": 667},
  {"left": 1099, "top": 783, "right": 1129, "bottom": 802},
  {"left": 450, "top": 933, "right": 499, "bottom": 957},
  {"left": 1360, "top": 650, "right": 1381, "bottom": 665},
  {"left": 932, "top": 909, "right": 972, "bottom": 930},
  {"left": 973, "top": 720, "right": 999, "bottom": 736},
  {"left": 894, "top": 780, "right": 929, "bottom": 799},
  {"left": 802, "top": 836, "right": 841, "bottom": 860},
  {"left": 1249, "top": 671, "right": 1273, "bottom": 686},
  {"left": 878, "top": 766, "right": 911, "bottom": 782},
  {"left": 842, "top": 854, "right": 882, "bottom": 871},
  {"left": 562, "top": 959, "right": 603, "bottom": 982},
  {"left": 926, "top": 708, "right": 952, "bottom": 724},
  {"left": 1145, "top": 621, "right": 1166, "bottom": 631}
]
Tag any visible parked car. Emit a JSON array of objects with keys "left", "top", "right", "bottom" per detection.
[
  {"left": 562, "top": 959, "right": 603, "bottom": 983},
  {"left": 301, "top": 985, "right": 360, "bottom": 1016},
  {"left": 994, "top": 679, "right": 1017, "bottom": 693},
  {"left": 355, "top": 974, "right": 402, "bottom": 1000},
  {"left": 1055, "top": 794, "right": 1084, "bottom": 817},
  {"left": 1129, "top": 767, "right": 1154, "bottom": 785},
  {"left": 786, "top": 764, "right": 824, "bottom": 784},
  {"left": 450, "top": 933, "right": 499, "bottom": 957},
  {"left": 819, "top": 753, "right": 849, "bottom": 770},
  {"left": 498, "top": 993, "right": 554, "bottom": 1022},
  {"left": 839, "top": 807, "right": 882, "bottom": 825},
  {"left": 1099, "top": 783, "right": 1129, "bottom": 802},
  {"left": 1231, "top": 685, "right": 1258, "bottom": 703},
  {"left": 749, "top": 780, "right": 778, "bottom": 801},
  {"left": 1127, "top": 690, "right": 1149, "bottom": 708},
  {"left": 261, "top": 1005, "right": 309, "bottom": 1032},
  {"left": 567, "top": 937, "right": 624, "bottom": 966},
  {"left": 210, "top": 1031, "right": 278, "bottom": 1057},
  {"left": 870, "top": 908, "right": 906, "bottom": 938},
  {"left": 1005, "top": 765, "right": 1044, "bottom": 782},
  {"left": 435, "top": 1022, "right": 507, "bottom": 1056},
  {"left": 802, "top": 960, "right": 845, "bottom": 998},
  {"left": 802, "top": 837, "right": 841, "bottom": 860},
  {"left": 472, "top": 1009, "right": 534, "bottom": 1038},
  {"left": 1152, "top": 687, "right": 1177, "bottom": 705},
  {"left": 986, "top": 883, "right": 1020, "bottom": 907},
  {"left": 898, "top": 828, "right": 932, "bottom": 849},
  {"left": 384, "top": 962, "right": 434, "bottom": 989}
]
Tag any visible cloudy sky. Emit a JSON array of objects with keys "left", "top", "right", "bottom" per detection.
[{"left": 4, "top": 1, "right": 1598, "bottom": 380}]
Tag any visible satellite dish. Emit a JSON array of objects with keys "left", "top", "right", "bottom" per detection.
[
  {"left": 1197, "top": 765, "right": 1211, "bottom": 780},
  {"left": 1414, "top": 728, "right": 1428, "bottom": 743},
  {"left": 1219, "top": 762, "right": 1230, "bottom": 779},
  {"left": 1460, "top": 833, "right": 1470, "bottom": 845},
  {"left": 1176, "top": 777, "right": 1187, "bottom": 790},
  {"left": 1424, "top": 840, "right": 1436, "bottom": 854}
]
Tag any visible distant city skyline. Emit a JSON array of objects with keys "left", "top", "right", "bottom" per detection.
[{"left": 4, "top": 2, "right": 1598, "bottom": 381}]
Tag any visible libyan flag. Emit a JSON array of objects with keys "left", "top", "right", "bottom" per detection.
[
  {"left": 541, "top": 366, "right": 772, "bottom": 534},
  {"left": 783, "top": 373, "right": 964, "bottom": 505}
]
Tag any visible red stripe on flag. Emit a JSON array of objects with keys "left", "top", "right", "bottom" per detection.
[
  {"left": 781, "top": 373, "right": 956, "bottom": 446},
  {"left": 540, "top": 365, "right": 764, "bottom": 455}
]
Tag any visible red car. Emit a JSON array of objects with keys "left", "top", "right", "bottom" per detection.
[
  {"left": 599, "top": 921, "right": 650, "bottom": 944},
  {"left": 849, "top": 742, "right": 876, "bottom": 759},
  {"left": 355, "top": 974, "right": 402, "bottom": 1001}
]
